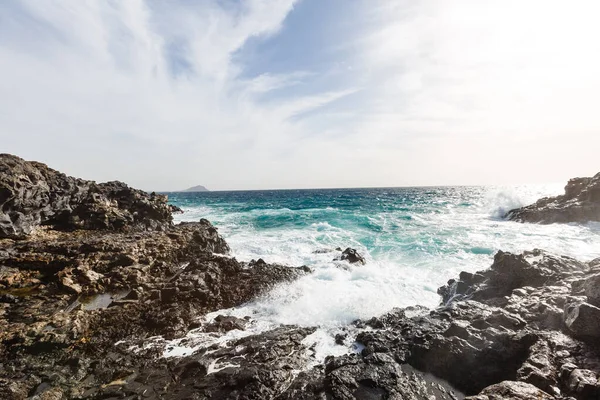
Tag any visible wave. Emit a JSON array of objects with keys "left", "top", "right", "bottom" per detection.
[
  {"left": 483, "top": 184, "right": 562, "bottom": 220},
  {"left": 165, "top": 185, "right": 600, "bottom": 360}
]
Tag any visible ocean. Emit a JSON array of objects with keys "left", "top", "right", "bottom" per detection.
[{"left": 163, "top": 185, "right": 600, "bottom": 358}]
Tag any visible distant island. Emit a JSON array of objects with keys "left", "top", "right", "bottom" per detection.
[{"left": 182, "top": 185, "right": 209, "bottom": 192}]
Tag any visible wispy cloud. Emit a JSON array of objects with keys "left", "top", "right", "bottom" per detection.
[
  {"left": 1, "top": 0, "right": 599, "bottom": 189},
  {"left": 342, "top": 0, "right": 600, "bottom": 185}
]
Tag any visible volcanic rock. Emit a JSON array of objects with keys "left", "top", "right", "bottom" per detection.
[
  {"left": 0, "top": 154, "right": 173, "bottom": 239},
  {"left": 506, "top": 172, "right": 600, "bottom": 224},
  {"left": 336, "top": 247, "right": 366, "bottom": 265}
]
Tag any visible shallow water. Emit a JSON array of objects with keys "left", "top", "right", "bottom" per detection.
[{"left": 164, "top": 185, "right": 600, "bottom": 357}]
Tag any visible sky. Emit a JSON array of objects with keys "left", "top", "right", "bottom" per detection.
[{"left": 1, "top": 0, "right": 599, "bottom": 191}]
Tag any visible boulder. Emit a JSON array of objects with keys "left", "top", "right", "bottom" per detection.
[
  {"left": 582, "top": 273, "right": 600, "bottom": 306},
  {"left": 564, "top": 368, "right": 600, "bottom": 398},
  {"left": 563, "top": 301, "right": 600, "bottom": 338},
  {"left": 337, "top": 247, "right": 366, "bottom": 265}
]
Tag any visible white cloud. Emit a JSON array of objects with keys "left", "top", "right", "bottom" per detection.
[
  {"left": 1, "top": 0, "right": 599, "bottom": 190},
  {"left": 348, "top": 0, "right": 600, "bottom": 185},
  {"left": 0, "top": 0, "right": 356, "bottom": 190}
]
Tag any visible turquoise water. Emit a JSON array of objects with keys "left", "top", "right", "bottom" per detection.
[{"left": 166, "top": 185, "right": 600, "bottom": 332}]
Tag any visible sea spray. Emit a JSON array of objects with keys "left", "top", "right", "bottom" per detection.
[{"left": 164, "top": 185, "right": 600, "bottom": 357}]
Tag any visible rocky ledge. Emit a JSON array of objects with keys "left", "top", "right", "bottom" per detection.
[
  {"left": 0, "top": 155, "right": 309, "bottom": 399},
  {"left": 0, "top": 154, "right": 179, "bottom": 239},
  {"left": 55, "top": 250, "right": 600, "bottom": 400},
  {"left": 506, "top": 172, "right": 600, "bottom": 224},
  {"left": 1, "top": 155, "right": 599, "bottom": 400}
]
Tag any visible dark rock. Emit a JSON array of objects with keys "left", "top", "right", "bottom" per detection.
[
  {"left": 160, "top": 287, "right": 178, "bottom": 303},
  {"left": 4, "top": 154, "right": 600, "bottom": 400},
  {"left": 582, "top": 273, "right": 600, "bottom": 306},
  {"left": 169, "top": 204, "right": 184, "bottom": 214},
  {"left": 439, "top": 249, "right": 586, "bottom": 305},
  {"left": 465, "top": 380, "right": 553, "bottom": 399},
  {"left": 563, "top": 301, "right": 600, "bottom": 339},
  {"left": 506, "top": 171, "right": 600, "bottom": 224},
  {"left": 565, "top": 368, "right": 600, "bottom": 398},
  {"left": 291, "top": 249, "right": 600, "bottom": 399},
  {"left": 335, "top": 333, "right": 347, "bottom": 345},
  {"left": 336, "top": 247, "right": 366, "bottom": 265},
  {"left": 204, "top": 315, "right": 247, "bottom": 333},
  {"left": 0, "top": 158, "right": 310, "bottom": 398},
  {"left": 0, "top": 154, "right": 173, "bottom": 239}
]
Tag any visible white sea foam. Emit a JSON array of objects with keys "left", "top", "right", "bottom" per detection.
[{"left": 166, "top": 185, "right": 600, "bottom": 360}]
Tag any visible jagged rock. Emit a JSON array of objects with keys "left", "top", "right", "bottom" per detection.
[
  {"left": 563, "top": 301, "right": 600, "bottom": 339},
  {"left": 438, "top": 249, "right": 586, "bottom": 305},
  {"left": 506, "top": 172, "right": 600, "bottom": 224},
  {"left": 564, "top": 368, "right": 600, "bottom": 398},
  {"left": 336, "top": 247, "right": 366, "bottom": 265},
  {"left": 203, "top": 315, "right": 248, "bottom": 333},
  {"left": 466, "top": 380, "right": 553, "bottom": 399},
  {"left": 0, "top": 158, "right": 311, "bottom": 398},
  {"left": 582, "top": 273, "right": 600, "bottom": 306},
  {"left": 169, "top": 204, "right": 184, "bottom": 214},
  {"left": 101, "top": 326, "right": 318, "bottom": 400},
  {"left": 279, "top": 353, "right": 463, "bottom": 399},
  {"left": 288, "top": 249, "right": 600, "bottom": 399},
  {"left": 0, "top": 154, "right": 173, "bottom": 239}
]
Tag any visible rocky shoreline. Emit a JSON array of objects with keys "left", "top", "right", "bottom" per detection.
[
  {"left": 506, "top": 172, "right": 600, "bottom": 224},
  {"left": 1, "top": 154, "right": 599, "bottom": 399}
]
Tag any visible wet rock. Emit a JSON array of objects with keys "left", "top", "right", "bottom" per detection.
[
  {"left": 169, "top": 204, "right": 184, "bottom": 214},
  {"left": 334, "top": 333, "right": 347, "bottom": 345},
  {"left": 0, "top": 157, "right": 310, "bottom": 399},
  {"left": 280, "top": 353, "right": 463, "bottom": 399},
  {"left": 335, "top": 247, "right": 366, "bottom": 265},
  {"left": 119, "top": 326, "right": 318, "bottom": 399},
  {"left": 293, "top": 249, "right": 600, "bottom": 399},
  {"left": 439, "top": 249, "right": 586, "bottom": 305},
  {"left": 506, "top": 171, "right": 600, "bottom": 224},
  {"left": 203, "top": 315, "right": 248, "bottom": 333}
]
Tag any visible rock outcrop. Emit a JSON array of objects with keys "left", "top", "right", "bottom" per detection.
[
  {"left": 506, "top": 172, "right": 600, "bottom": 224},
  {"left": 0, "top": 155, "right": 310, "bottom": 399},
  {"left": 275, "top": 250, "right": 600, "bottom": 399},
  {"left": 0, "top": 154, "right": 173, "bottom": 239}
]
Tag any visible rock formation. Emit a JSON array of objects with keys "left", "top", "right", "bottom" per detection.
[
  {"left": 276, "top": 250, "right": 600, "bottom": 399},
  {"left": 0, "top": 154, "right": 173, "bottom": 239},
  {"left": 335, "top": 247, "right": 366, "bottom": 265},
  {"left": 0, "top": 155, "right": 308, "bottom": 399},
  {"left": 506, "top": 172, "right": 600, "bottom": 224}
]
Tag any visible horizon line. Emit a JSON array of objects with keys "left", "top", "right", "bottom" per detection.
[{"left": 155, "top": 181, "right": 564, "bottom": 194}]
